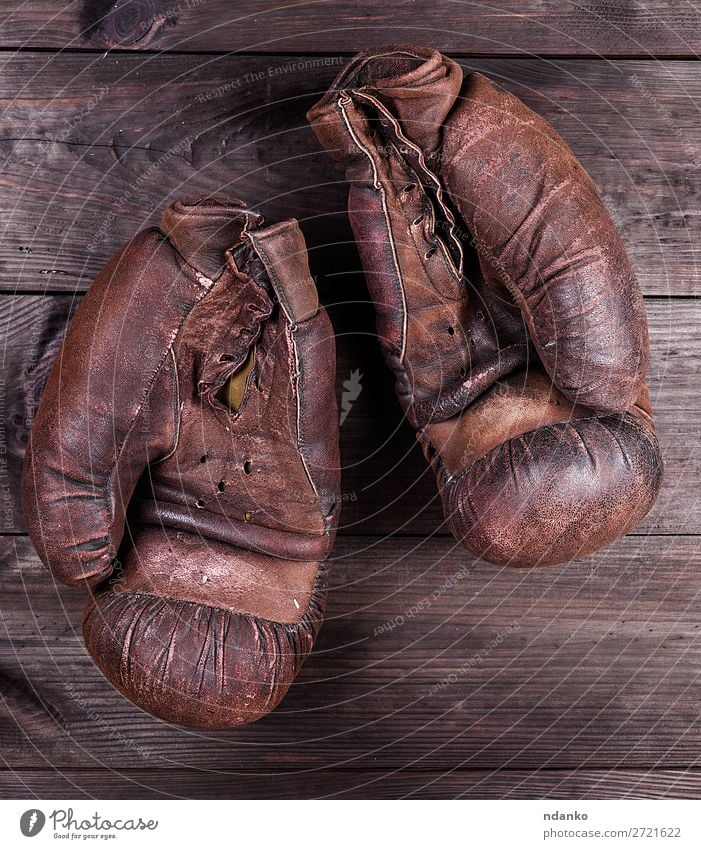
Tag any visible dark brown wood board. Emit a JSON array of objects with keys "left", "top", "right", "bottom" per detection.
[
  {"left": 1, "top": 534, "right": 700, "bottom": 773},
  {"left": 1, "top": 1, "right": 700, "bottom": 56},
  {"left": 0, "top": 54, "right": 698, "bottom": 296},
  {"left": 1, "top": 769, "right": 700, "bottom": 800}
]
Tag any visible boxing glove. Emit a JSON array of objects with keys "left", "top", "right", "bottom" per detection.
[
  {"left": 308, "top": 45, "right": 662, "bottom": 567},
  {"left": 22, "top": 197, "right": 340, "bottom": 726}
]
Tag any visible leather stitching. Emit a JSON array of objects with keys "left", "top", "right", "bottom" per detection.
[{"left": 338, "top": 96, "right": 409, "bottom": 363}]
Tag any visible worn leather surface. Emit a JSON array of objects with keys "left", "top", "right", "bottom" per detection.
[
  {"left": 23, "top": 197, "right": 341, "bottom": 727},
  {"left": 309, "top": 45, "right": 662, "bottom": 568}
]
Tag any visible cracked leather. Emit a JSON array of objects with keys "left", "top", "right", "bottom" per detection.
[
  {"left": 22, "top": 197, "right": 341, "bottom": 727},
  {"left": 308, "top": 45, "right": 662, "bottom": 568}
]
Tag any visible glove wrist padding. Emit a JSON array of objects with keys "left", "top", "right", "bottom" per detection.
[{"left": 309, "top": 46, "right": 662, "bottom": 567}]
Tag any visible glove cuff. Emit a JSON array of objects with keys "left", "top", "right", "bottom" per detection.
[
  {"left": 161, "top": 196, "right": 264, "bottom": 280},
  {"left": 307, "top": 44, "right": 462, "bottom": 158}
]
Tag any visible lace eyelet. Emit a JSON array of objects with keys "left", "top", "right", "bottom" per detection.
[
  {"left": 402, "top": 183, "right": 416, "bottom": 193},
  {"left": 412, "top": 213, "right": 425, "bottom": 226},
  {"left": 424, "top": 246, "right": 437, "bottom": 260}
]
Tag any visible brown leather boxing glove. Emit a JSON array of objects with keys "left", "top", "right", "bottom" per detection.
[
  {"left": 22, "top": 197, "right": 340, "bottom": 726},
  {"left": 308, "top": 45, "right": 662, "bottom": 567}
]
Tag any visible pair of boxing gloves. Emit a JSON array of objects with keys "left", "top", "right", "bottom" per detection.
[{"left": 23, "top": 46, "right": 662, "bottom": 728}]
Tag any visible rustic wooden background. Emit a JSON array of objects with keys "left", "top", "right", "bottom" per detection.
[{"left": 0, "top": 0, "right": 699, "bottom": 800}]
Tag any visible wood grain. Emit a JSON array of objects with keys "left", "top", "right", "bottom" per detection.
[
  {"left": 0, "top": 295, "right": 77, "bottom": 530},
  {"left": 1, "top": 768, "right": 700, "bottom": 799},
  {"left": 2, "top": 533, "right": 700, "bottom": 771},
  {"left": 0, "top": 1, "right": 699, "bottom": 57},
  {"left": 0, "top": 54, "right": 698, "bottom": 295},
  {"left": 0, "top": 8, "right": 698, "bottom": 800},
  {"left": 1, "top": 296, "right": 697, "bottom": 536}
]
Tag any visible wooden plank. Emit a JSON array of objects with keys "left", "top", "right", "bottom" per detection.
[
  {"left": 0, "top": 295, "right": 77, "bottom": 530},
  {"left": 0, "top": 54, "right": 698, "bottom": 295},
  {"left": 0, "top": 1, "right": 699, "bottom": 57},
  {"left": 1, "top": 768, "right": 699, "bottom": 799},
  {"left": 1, "top": 296, "right": 697, "bottom": 536},
  {"left": 2, "top": 533, "right": 700, "bottom": 770}
]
